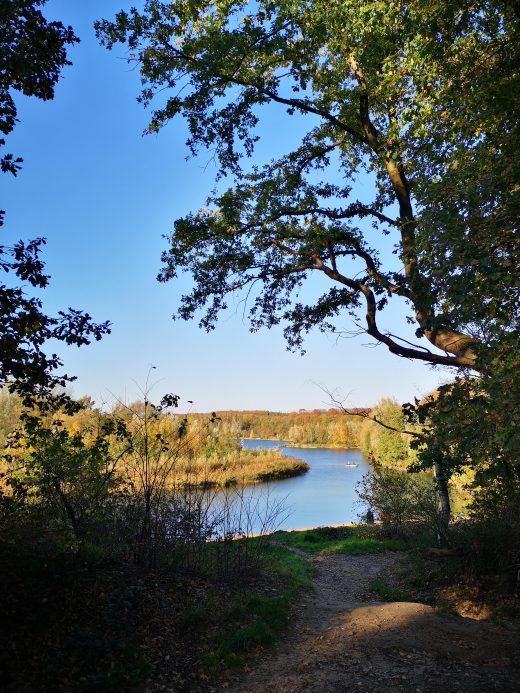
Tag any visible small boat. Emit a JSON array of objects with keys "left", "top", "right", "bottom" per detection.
[{"left": 344, "top": 463, "right": 358, "bottom": 468}]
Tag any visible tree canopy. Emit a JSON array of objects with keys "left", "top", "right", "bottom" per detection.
[
  {"left": 0, "top": 0, "right": 78, "bottom": 177},
  {"left": 97, "top": 0, "right": 519, "bottom": 373},
  {"left": 1, "top": 1, "right": 109, "bottom": 407},
  {"left": 0, "top": 237, "right": 110, "bottom": 408}
]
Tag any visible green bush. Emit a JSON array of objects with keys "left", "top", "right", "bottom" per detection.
[
  {"left": 357, "top": 468, "right": 443, "bottom": 540},
  {"left": 449, "top": 478, "right": 520, "bottom": 580}
]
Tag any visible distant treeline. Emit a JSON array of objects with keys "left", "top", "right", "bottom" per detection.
[
  {"left": 0, "top": 390, "right": 420, "bottom": 470},
  {"left": 185, "top": 405, "right": 418, "bottom": 469},
  {"left": 187, "top": 408, "right": 371, "bottom": 448}
]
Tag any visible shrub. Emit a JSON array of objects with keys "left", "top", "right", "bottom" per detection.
[
  {"left": 357, "top": 468, "right": 443, "bottom": 540},
  {"left": 449, "top": 478, "right": 520, "bottom": 582}
]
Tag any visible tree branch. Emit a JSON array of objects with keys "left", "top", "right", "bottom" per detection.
[
  {"left": 348, "top": 53, "right": 478, "bottom": 367},
  {"left": 321, "top": 385, "right": 424, "bottom": 440},
  {"left": 162, "top": 42, "right": 366, "bottom": 142}
]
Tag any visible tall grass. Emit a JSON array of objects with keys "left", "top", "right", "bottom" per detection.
[{"left": 173, "top": 448, "right": 309, "bottom": 487}]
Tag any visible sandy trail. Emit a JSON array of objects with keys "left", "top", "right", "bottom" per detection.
[{"left": 224, "top": 551, "right": 520, "bottom": 692}]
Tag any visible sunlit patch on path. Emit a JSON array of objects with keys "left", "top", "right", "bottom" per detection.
[{"left": 225, "top": 552, "right": 520, "bottom": 692}]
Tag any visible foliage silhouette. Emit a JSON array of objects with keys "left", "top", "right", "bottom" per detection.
[
  {"left": 97, "top": 1, "right": 518, "bottom": 373},
  {"left": 1, "top": 2, "right": 109, "bottom": 408}
]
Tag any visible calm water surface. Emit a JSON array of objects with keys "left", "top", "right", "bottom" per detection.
[{"left": 234, "top": 439, "right": 371, "bottom": 532}]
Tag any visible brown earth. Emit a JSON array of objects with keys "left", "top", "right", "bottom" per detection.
[{"left": 222, "top": 551, "right": 520, "bottom": 692}]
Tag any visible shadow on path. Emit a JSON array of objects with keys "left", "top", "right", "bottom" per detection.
[{"left": 224, "top": 552, "right": 520, "bottom": 692}]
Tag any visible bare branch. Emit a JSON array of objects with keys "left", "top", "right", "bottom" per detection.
[{"left": 320, "top": 384, "right": 424, "bottom": 441}]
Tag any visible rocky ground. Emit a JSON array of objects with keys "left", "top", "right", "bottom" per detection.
[{"left": 222, "top": 551, "right": 520, "bottom": 692}]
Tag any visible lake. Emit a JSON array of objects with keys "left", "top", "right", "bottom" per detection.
[{"left": 222, "top": 439, "right": 372, "bottom": 533}]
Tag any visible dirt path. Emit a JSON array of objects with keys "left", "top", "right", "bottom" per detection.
[{"left": 224, "top": 551, "right": 520, "bottom": 692}]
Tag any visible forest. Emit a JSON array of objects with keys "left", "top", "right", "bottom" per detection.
[{"left": 1, "top": 1, "right": 519, "bottom": 690}]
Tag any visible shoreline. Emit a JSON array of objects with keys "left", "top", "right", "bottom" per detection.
[
  {"left": 168, "top": 455, "right": 310, "bottom": 490},
  {"left": 242, "top": 438, "right": 360, "bottom": 451}
]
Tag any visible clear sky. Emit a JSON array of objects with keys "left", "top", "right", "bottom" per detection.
[{"left": 2, "top": 0, "right": 454, "bottom": 412}]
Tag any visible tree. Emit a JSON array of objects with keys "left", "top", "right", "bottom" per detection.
[
  {"left": 97, "top": 2, "right": 519, "bottom": 525},
  {"left": 0, "top": 0, "right": 78, "bottom": 177},
  {"left": 405, "top": 358, "right": 520, "bottom": 505},
  {"left": 360, "top": 399, "right": 413, "bottom": 470},
  {"left": 0, "top": 238, "right": 110, "bottom": 407},
  {"left": 5, "top": 410, "right": 130, "bottom": 544},
  {"left": 1, "top": 2, "right": 110, "bottom": 407},
  {"left": 0, "top": 388, "right": 22, "bottom": 448},
  {"left": 96, "top": 1, "right": 518, "bottom": 373}
]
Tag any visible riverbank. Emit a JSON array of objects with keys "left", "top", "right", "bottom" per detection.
[{"left": 242, "top": 437, "right": 359, "bottom": 450}]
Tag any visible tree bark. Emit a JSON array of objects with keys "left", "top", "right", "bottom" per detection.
[
  {"left": 433, "top": 456, "right": 451, "bottom": 540},
  {"left": 348, "top": 52, "right": 478, "bottom": 369}
]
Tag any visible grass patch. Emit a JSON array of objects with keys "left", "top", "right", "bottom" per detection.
[
  {"left": 0, "top": 534, "right": 315, "bottom": 691},
  {"left": 197, "top": 541, "right": 315, "bottom": 676},
  {"left": 369, "top": 576, "right": 413, "bottom": 602},
  {"left": 272, "top": 525, "right": 408, "bottom": 556}
]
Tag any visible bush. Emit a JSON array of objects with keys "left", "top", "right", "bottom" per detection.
[
  {"left": 357, "top": 468, "right": 443, "bottom": 540},
  {"left": 449, "top": 478, "right": 520, "bottom": 582}
]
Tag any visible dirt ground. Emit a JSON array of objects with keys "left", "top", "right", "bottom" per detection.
[{"left": 222, "top": 551, "right": 520, "bottom": 692}]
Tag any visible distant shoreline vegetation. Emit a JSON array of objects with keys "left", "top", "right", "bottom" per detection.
[
  {"left": 180, "top": 404, "right": 420, "bottom": 474},
  {"left": 0, "top": 396, "right": 421, "bottom": 493},
  {"left": 189, "top": 408, "right": 371, "bottom": 449},
  {"left": 242, "top": 437, "right": 358, "bottom": 450}
]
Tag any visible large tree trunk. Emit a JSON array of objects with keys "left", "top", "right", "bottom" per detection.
[
  {"left": 433, "top": 456, "right": 451, "bottom": 541},
  {"left": 384, "top": 161, "right": 478, "bottom": 369},
  {"left": 349, "top": 53, "right": 479, "bottom": 371}
]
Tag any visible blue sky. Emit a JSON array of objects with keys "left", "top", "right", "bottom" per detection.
[{"left": 1, "top": 0, "right": 453, "bottom": 412}]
